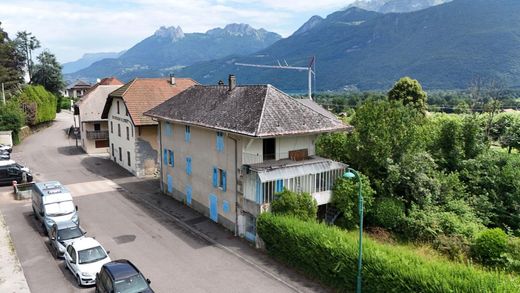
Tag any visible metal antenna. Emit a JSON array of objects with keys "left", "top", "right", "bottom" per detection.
[{"left": 235, "top": 56, "right": 316, "bottom": 100}]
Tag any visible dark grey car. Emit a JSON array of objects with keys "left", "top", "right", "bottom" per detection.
[{"left": 49, "top": 220, "right": 86, "bottom": 258}]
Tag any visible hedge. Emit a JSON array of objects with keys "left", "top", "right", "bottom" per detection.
[
  {"left": 257, "top": 213, "right": 519, "bottom": 292},
  {"left": 17, "top": 85, "right": 56, "bottom": 125}
]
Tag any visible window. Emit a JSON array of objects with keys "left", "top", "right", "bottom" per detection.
[
  {"left": 117, "top": 101, "right": 120, "bottom": 114},
  {"left": 168, "top": 150, "right": 174, "bottom": 167},
  {"left": 163, "top": 149, "right": 168, "bottom": 165},
  {"left": 126, "top": 108, "right": 129, "bottom": 116},
  {"left": 127, "top": 151, "right": 131, "bottom": 166},
  {"left": 117, "top": 124, "right": 121, "bottom": 137},
  {"left": 216, "top": 131, "right": 224, "bottom": 152},
  {"left": 212, "top": 167, "right": 227, "bottom": 191},
  {"left": 186, "top": 157, "right": 192, "bottom": 175},
  {"left": 119, "top": 147, "right": 122, "bottom": 161},
  {"left": 110, "top": 121, "right": 113, "bottom": 133},
  {"left": 263, "top": 138, "right": 276, "bottom": 161},
  {"left": 111, "top": 143, "right": 114, "bottom": 157},
  {"left": 164, "top": 123, "right": 172, "bottom": 137},
  {"left": 94, "top": 123, "right": 101, "bottom": 131},
  {"left": 185, "top": 125, "right": 191, "bottom": 142},
  {"left": 126, "top": 126, "right": 129, "bottom": 140}
]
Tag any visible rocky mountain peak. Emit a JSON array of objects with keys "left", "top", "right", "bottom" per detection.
[{"left": 154, "top": 26, "right": 185, "bottom": 41}]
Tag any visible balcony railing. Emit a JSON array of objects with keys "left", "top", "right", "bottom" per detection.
[{"left": 86, "top": 130, "right": 109, "bottom": 140}]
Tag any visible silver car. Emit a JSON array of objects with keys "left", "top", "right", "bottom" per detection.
[{"left": 49, "top": 220, "right": 85, "bottom": 258}]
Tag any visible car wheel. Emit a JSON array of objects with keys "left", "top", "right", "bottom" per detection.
[{"left": 76, "top": 274, "right": 82, "bottom": 287}]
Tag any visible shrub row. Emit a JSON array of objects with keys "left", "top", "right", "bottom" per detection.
[
  {"left": 17, "top": 85, "right": 56, "bottom": 125},
  {"left": 257, "top": 213, "right": 519, "bottom": 293}
]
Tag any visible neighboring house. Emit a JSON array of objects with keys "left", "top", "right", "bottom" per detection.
[
  {"left": 74, "top": 77, "right": 124, "bottom": 154},
  {"left": 65, "top": 80, "right": 92, "bottom": 98},
  {"left": 145, "top": 75, "right": 351, "bottom": 243},
  {"left": 101, "top": 76, "right": 197, "bottom": 177}
]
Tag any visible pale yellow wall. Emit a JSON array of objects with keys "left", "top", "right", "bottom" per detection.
[
  {"left": 160, "top": 122, "right": 238, "bottom": 228},
  {"left": 136, "top": 125, "right": 159, "bottom": 176}
]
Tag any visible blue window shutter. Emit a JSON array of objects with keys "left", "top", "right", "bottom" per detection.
[
  {"left": 216, "top": 133, "right": 220, "bottom": 151},
  {"left": 163, "top": 149, "right": 168, "bottom": 165},
  {"left": 222, "top": 200, "right": 230, "bottom": 213},
  {"left": 185, "top": 126, "right": 190, "bottom": 142},
  {"left": 275, "top": 179, "right": 283, "bottom": 193},
  {"left": 255, "top": 177, "right": 261, "bottom": 204},
  {"left": 167, "top": 174, "right": 173, "bottom": 193},
  {"left": 185, "top": 185, "right": 192, "bottom": 205},
  {"left": 186, "top": 157, "right": 192, "bottom": 175},
  {"left": 222, "top": 170, "right": 227, "bottom": 191},
  {"left": 212, "top": 167, "right": 218, "bottom": 187}
]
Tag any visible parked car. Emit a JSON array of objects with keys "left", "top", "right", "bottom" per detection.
[
  {"left": 0, "top": 144, "right": 12, "bottom": 153},
  {"left": 64, "top": 237, "right": 111, "bottom": 286},
  {"left": 32, "top": 181, "right": 79, "bottom": 235},
  {"left": 96, "top": 259, "right": 154, "bottom": 293},
  {"left": 49, "top": 220, "right": 86, "bottom": 258},
  {"left": 0, "top": 151, "right": 10, "bottom": 160},
  {"left": 0, "top": 162, "right": 33, "bottom": 185}
]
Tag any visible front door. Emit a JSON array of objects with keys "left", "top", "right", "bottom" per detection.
[
  {"left": 209, "top": 194, "right": 218, "bottom": 222},
  {"left": 167, "top": 174, "right": 173, "bottom": 193}
]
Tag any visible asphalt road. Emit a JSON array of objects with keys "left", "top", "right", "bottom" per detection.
[{"left": 0, "top": 112, "right": 314, "bottom": 293}]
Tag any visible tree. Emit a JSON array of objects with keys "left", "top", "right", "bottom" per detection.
[
  {"left": 0, "top": 22, "right": 25, "bottom": 97},
  {"left": 388, "top": 77, "right": 428, "bottom": 114},
  {"left": 15, "top": 31, "right": 40, "bottom": 82},
  {"left": 500, "top": 117, "right": 520, "bottom": 154},
  {"left": 345, "top": 100, "right": 425, "bottom": 182},
  {"left": 270, "top": 188, "right": 317, "bottom": 221},
  {"left": 332, "top": 174, "right": 375, "bottom": 229},
  {"left": 32, "top": 50, "right": 64, "bottom": 96},
  {"left": 0, "top": 100, "right": 25, "bottom": 143}
]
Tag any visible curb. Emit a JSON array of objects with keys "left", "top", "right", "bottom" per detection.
[{"left": 0, "top": 212, "right": 30, "bottom": 293}]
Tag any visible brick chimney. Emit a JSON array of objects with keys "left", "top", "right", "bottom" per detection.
[
  {"left": 170, "top": 74, "right": 176, "bottom": 85},
  {"left": 228, "top": 74, "right": 236, "bottom": 91}
]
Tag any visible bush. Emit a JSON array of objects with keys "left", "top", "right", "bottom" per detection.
[
  {"left": 369, "top": 197, "right": 405, "bottom": 231},
  {"left": 472, "top": 228, "right": 509, "bottom": 266},
  {"left": 332, "top": 175, "right": 375, "bottom": 229},
  {"left": 403, "top": 204, "right": 483, "bottom": 242},
  {"left": 270, "top": 188, "right": 317, "bottom": 222},
  {"left": 0, "top": 101, "right": 25, "bottom": 144},
  {"left": 16, "top": 85, "right": 56, "bottom": 125},
  {"left": 257, "top": 213, "right": 519, "bottom": 292}
]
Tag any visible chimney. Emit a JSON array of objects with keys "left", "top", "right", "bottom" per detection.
[
  {"left": 218, "top": 80, "right": 224, "bottom": 86},
  {"left": 170, "top": 74, "right": 176, "bottom": 85},
  {"left": 228, "top": 74, "right": 236, "bottom": 91}
]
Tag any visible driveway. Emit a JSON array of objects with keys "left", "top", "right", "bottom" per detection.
[{"left": 0, "top": 112, "right": 325, "bottom": 293}]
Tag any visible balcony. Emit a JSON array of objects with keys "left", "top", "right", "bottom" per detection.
[
  {"left": 242, "top": 156, "right": 347, "bottom": 206},
  {"left": 86, "top": 130, "right": 109, "bottom": 140}
]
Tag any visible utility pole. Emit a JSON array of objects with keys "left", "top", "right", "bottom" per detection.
[{"left": 235, "top": 56, "right": 315, "bottom": 100}]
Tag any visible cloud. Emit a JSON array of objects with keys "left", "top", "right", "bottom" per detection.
[{"left": 0, "top": 0, "right": 353, "bottom": 63}]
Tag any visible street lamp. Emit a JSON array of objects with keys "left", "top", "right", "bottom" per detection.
[{"left": 343, "top": 168, "right": 363, "bottom": 293}]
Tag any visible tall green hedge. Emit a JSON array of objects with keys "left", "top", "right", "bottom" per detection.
[
  {"left": 17, "top": 85, "right": 56, "bottom": 125},
  {"left": 257, "top": 213, "right": 519, "bottom": 292},
  {"left": 0, "top": 101, "right": 25, "bottom": 144}
]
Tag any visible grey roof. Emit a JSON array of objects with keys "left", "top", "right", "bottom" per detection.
[
  {"left": 144, "top": 84, "right": 351, "bottom": 137},
  {"left": 66, "top": 80, "right": 91, "bottom": 90}
]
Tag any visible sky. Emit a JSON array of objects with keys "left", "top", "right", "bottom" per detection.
[{"left": 0, "top": 0, "right": 356, "bottom": 64}]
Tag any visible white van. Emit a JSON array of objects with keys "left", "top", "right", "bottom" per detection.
[{"left": 32, "top": 181, "right": 79, "bottom": 235}]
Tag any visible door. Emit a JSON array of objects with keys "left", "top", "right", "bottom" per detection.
[{"left": 209, "top": 194, "right": 218, "bottom": 222}]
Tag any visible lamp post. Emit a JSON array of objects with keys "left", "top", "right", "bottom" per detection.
[{"left": 343, "top": 168, "right": 363, "bottom": 293}]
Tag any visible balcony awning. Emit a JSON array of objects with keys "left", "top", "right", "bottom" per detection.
[{"left": 256, "top": 160, "right": 346, "bottom": 182}]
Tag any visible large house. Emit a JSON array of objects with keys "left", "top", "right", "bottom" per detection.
[
  {"left": 145, "top": 75, "right": 351, "bottom": 243},
  {"left": 65, "top": 80, "right": 91, "bottom": 99},
  {"left": 75, "top": 77, "right": 124, "bottom": 154},
  {"left": 101, "top": 76, "right": 197, "bottom": 177}
]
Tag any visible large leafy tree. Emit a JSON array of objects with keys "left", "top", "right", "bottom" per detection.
[
  {"left": 32, "top": 50, "right": 64, "bottom": 96},
  {"left": 388, "top": 77, "right": 428, "bottom": 114},
  {"left": 14, "top": 31, "right": 40, "bottom": 82},
  {"left": 0, "top": 22, "right": 25, "bottom": 97}
]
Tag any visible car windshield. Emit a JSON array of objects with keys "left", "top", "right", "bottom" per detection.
[
  {"left": 78, "top": 246, "right": 107, "bottom": 264},
  {"left": 57, "top": 226, "right": 83, "bottom": 241},
  {"left": 114, "top": 273, "right": 149, "bottom": 293},
  {"left": 45, "top": 201, "right": 74, "bottom": 217}
]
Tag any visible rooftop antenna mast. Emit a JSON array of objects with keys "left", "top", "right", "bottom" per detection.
[{"left": 235, "top": 56, "right": 316, "bottom": 100}]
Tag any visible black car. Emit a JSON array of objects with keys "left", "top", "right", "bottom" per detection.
[
  {"left": 96, "top": 259, "right": 154, "bottom": 293},
  {"left": 0, "top": 163, "right": 33, "bottom": 185}
]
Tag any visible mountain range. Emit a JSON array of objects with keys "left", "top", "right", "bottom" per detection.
[
  {"left": 65, "top": 0, "right": 520, "bottom": 91},
  {"left": 177, "top": 0, "right": 520, "bottom": 90},
  {"left": 347, "top": 0, "right": 452, "bottom": 13},
  {"left": 62, "top": 51, "right": 125, "bottom": 74},
  {"left": 64, "top": 23, "right": 281, "bottom": 82}
]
